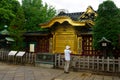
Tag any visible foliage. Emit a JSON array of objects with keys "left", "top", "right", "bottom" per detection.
[
  {"left": 93, "top": 0, "right": 120, "bottom": 49},
  {"left": 0, "top": 0, "right": 25, "bottom": 50},
  {"left": 22, "top": 0, "right": 56, "bottom": 31},
  {"left": 9, "top": 6, "right": 26, "bottom": 50},
  {"left": 0, "top": 0, "right": 19, "bottom": 30},
  {"left": 0, "top": 0, "right": 56, "bottom": 50}
]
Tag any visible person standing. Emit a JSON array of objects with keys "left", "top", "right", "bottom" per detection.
[{"left": 64, "top": 45, "right": 72, "bottom": 73}]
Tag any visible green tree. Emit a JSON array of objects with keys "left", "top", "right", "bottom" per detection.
[
  {"left": 22, "top": 0, "right": 56, "bottom": 31},
  {"left": 0, "top": 0, "right": 56, "bottom": 50},
  {"left": 0, "top": 0, "right": 19, "bottom": 29},
  {"left": 0, "top": 0, "right": 25, "bottom": 50},
  {"left": 9, "top": 7, "right": 26, "bottom": 50},
  {"left": 93, "top": 0, "right": 120, "bottom": 49}
]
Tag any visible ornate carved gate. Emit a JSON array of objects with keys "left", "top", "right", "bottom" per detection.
[{"left": 53, "top": 23, "right": 77, "bottom": 54}]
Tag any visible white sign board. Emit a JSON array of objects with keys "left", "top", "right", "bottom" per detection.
[
  {"left": 30, "top": 44, "right": 35, "bottom": 52},
  {"left": 8, "top": 51, "right": 17, "bottom": 56},
  {"left": 16, "top": 51, "right": 25, "bottom": 57}
]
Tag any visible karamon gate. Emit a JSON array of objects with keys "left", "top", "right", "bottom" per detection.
[
  {"left": 40, "top": 6, "right": 97, "bottom": 55},
  {"left": 53, "top": 23, "right": 76, "bottom": 53}
]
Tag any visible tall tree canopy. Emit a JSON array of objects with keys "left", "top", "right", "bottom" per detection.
[
  {"left": 0, "top": 0, "right": 25, "bottom": 50},
  {"left": 93, "top": 0, "right": 120, "bottom": 49},
  {"left": 0, "top": 0, "right": 56, "bottom": 50},
  {"left": 0, "top": 0, "right": 20, "bottom": 30},
  {"left": 9, "top": 6, "right": 25, "bottom": 50},
  {"left": 22, "top": 0, "right": 56, "bottom": 31}
]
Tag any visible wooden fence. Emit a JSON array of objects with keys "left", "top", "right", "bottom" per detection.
[
  {"left": 55, "top": 54, "right": 120, "bottom": 72},
  {"left": 0, "top": 49, "right": 35, "bottom": 65},
  {"left": 1, "top": 49, "right": 120, "bottom": 73}
]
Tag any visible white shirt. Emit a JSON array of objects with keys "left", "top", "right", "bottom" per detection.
[{"left": 64, "top": 49, "right": 71, "bottom": 61}]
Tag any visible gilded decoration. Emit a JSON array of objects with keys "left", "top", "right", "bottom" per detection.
[
  {"left": 79, "top": 6, "right": 97, "bottom": 21},
  {"left": 40, "top": 16, "right": 85, "bottom": 28},
  {"left": 39, "top": 6, "right": 97, "bottom": 54},
  {"left": 52, "top": 24, "right": 78, "bottom": 54},
  {"left": 79, "top": 6, "right": 97, "bottom": 27}
]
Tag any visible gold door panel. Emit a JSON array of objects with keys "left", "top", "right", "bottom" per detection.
[{"left": 54, "top": 34, "right": 76, "bottom": 54}]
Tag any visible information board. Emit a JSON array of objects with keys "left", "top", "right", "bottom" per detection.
[
  {"left": 16, "top": 51, "right": 25, "bottom": 57},
  {"left": 8, "top": 51, "right": 17, "bottom": 56},
  {"left": 30, "top": 44, "right": 35, "bottom": 52}
]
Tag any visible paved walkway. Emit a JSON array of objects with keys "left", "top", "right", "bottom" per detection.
[{"left": 0, "top": 62, "right": 120, "bottom": 80}]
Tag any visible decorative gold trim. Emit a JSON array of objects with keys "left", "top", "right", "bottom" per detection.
[
  {"left": 77, "top": 37, "right": 82, "bottom": 54},
  {"left": 86, "top": 20, "right": 95, "bottom": 26},
  {"left": 79, "top": 6, "right": 97, "bottom": 26},
  {"left": 79, "top": 6, "right": 97, "bottom": 19},
  {"left": 40, "top": 16, "right": 85, "bottom": 28}
]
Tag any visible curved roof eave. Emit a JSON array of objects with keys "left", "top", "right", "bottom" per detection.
[{"left": 40, "top": 16, "right": 86, "bottom": 28}]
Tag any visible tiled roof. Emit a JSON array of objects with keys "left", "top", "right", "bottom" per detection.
[
  {"left": 56, "top": 6, "right": 97, "bottom": 21},
  {"left": 57, "top": 12, "right": 84, "bottom": 21}
]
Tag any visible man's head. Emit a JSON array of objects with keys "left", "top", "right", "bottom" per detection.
[{"left": 66, "top": 45, "right": 70, "bottom": 49}]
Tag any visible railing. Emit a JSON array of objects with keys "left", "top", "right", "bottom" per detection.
[
  {"left": 0, "top": 49, "right": 55, "bottom": 67},
  {"left": 35, "top": 53, "right": 55, "bottom": 68},
  {"left": 0, "top": 49, "right": 35, "bottom": 65},
  {"left": 0, "top": 49, "right": 120, "bottom": 72},
  {"left": 55, "top": 54, "right": 120, "bottom": 72}
]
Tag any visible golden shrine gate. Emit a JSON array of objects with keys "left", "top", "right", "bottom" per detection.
[
  {"left": 39, "top": 6, "right": 97, "bottom": 56},
  {"left": 24, "top": 6, "right": 110, "bottom": 56}
]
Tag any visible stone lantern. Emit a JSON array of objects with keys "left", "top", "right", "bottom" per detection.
[{"left": 98, "top": 37, "right": 111, "bottom": 57}]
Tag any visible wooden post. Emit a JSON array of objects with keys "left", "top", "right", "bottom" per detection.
[
  {"left": 113, "top": 57, "right": 115, "bottom": 72},
  {"left": 92, "top": 56, "right": 94, "bottom": 70},
  {"left": 118, "top": 57, "right": 120, "bottom": 72},
  {"left": 58, "top": 54, "right": 61, "bottom": 67},
  {"left": 107, "top": 57, "right": 109, "bottom": 71},
  {"left": 83, "top": 56, "right": 85, "bottom": 69},
  {"left": 97, "top": 56, "right": 99, "bottom": 70},
  {"left": 102, "top": 57, "right": 104, "bottom": 71},
  {"left": 87, "top": 56, "right": 89, "bottom": 69},
  {"left": 54, "top": 54, "right": 57, "bottom": 68}
]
